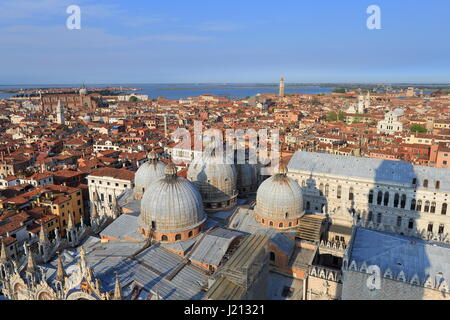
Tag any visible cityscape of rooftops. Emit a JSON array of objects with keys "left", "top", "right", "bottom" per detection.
[{"left": 0, "top": 0, "right": 449, "bottom": 309}]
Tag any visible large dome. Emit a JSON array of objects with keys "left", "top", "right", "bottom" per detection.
[
  {"left": 255, "top": 164, "right": 304, "bottom": 228},
  {"left": 236, "top": 163, "right": 259, "bottom": 194},
  {"left": 187, "top": 152, "right": 238, "bottom": 212},
  {"left": 140, "top": 164, "right": 206, "bottom": 239},
  {"left": 134, "top": 151, "right": 166, "bottom": 197}
]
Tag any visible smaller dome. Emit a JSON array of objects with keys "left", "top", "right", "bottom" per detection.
[
  {"left": 134, "top": 153, "right": 166, "bottom": 196},
  {"left": 140, "top": 164, "right": 206, "bottom": 234},
  {"left": 255, "top": 166, "right": 304, "bottom": 228}
]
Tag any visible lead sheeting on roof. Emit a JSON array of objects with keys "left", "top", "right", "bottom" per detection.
[{"left": 288, "top": 151, "right": 450, "bottom": 191}]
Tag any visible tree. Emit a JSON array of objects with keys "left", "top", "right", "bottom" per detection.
[
  {"left": 129, "top": 96, "right": 138, "bottom": 103},
  {"left": 411, "top": 124, "right": 427, "bottom": 133}
]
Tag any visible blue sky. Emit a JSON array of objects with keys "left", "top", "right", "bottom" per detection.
[{"left": 0, "top": 0, "right": 449, "bottom": 84}]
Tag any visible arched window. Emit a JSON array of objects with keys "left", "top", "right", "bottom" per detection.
[
  {"left": 442, "top": 203, "right": 448, "bottom": 215},
  {"left": 269, "top": 221, "right": 274, "bottom": 226},
  {"left": 416, "top": 200, "right": 422, "bottom": 211},
  {"left": 337, "top": 186, "right": 342, "bottom": 199},
  {"left": 408, "top": 219, "right": 414, "bottom": 229},
  {"left": 377, "top": 191, "right": 383, "bottom": 205},
  {"left": 377, "top": 213, "right": 382, "bottom": 224},
  {"left": 383, "top": 192, "right": 390, "bottom": 206},
  {"left": 188, "top": 231, "right": 193, "bottom": 238},
  {"left": 306, "top": 202, "right": 311, "bottom": 210},
  {"left": 394, "top": 193, "right": 400, "bottom": 208},
  {"left": 368, "top": 211, "right": 373, "bottom": 221},
  {"left": 175, "top": 234, "right": 181, "bottom": 241},
  {"left": 368, "top": 191, "right": 374, "bottom": 204},
  {"left": 410, "top": 199, "right": 416, "bottom": 211},
  {"left": 401, "top": 194, "right": 406, "bottom": 209},
  {"left": 412, "top": 178, "right": 417, "bottom": 185},
  {"left": 423, "top": 180, "right": 429, "bottom": 188},
  {"left": 430, "top": 202, "right": 436, "bottom": 214},
  {"left": 262, "top": 219, "right": 265, "bottom": 224},
  {"left": 302, "top": 180, "right": 306, "bottom": 187},
  {"left": 269, "top": 252, "right": 276, "bottom": 262},
  {"left": 319, "top": 183, "right": 324, "bottom": 196},
  {"left": 349, "top": 187, "right": 354, "bottom": 201},
  {"left": 279, "top": 223, "right": 283, "bottom": 228},
  {"left": 288, "top": 222, "right": 292, "bottom": 227},
  {"left": 325, "top": 184, "right": 329, "bottom": 197},
  {"left": 161, "top": 235, "right": 168, "bottom": 241},
  {"left": 436, "top": 181, "right": 440, "bottom": 190},
  {"left": 424, "top": 201, "right": 430, "bottom": 213},
  {"left": 396, "top": 216, "right": 402, "bottom": 227}
]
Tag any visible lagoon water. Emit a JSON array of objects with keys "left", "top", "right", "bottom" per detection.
[{"left": 0, "top": 83, "right": 334, "bottom": 100}]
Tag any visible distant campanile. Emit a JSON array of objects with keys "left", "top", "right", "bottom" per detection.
[
  {"left": 56, "top": 99, "right": 65, "bottom": 125},
  {"left": 279, "top": 77, "right": 285, "bottom": 97}
]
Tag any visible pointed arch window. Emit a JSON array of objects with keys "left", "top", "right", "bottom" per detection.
[
  {"left": 424, "top": 201, "right": 430, "bottom": 213},
  {"left": 383, "top": 192, "right": 390, "bottom": 206},
  {"left": 377, "top": 191, "right": 383, "bottom": 205},
  {"left": 394, "top": 193, "right": 400, "bottom": 208},
  {"left": 416, "top": 200, "right": 422, "bottom": 211},
  {"left": 430, "top": 202, "right": 436, "bottom": 214},
  {"left": 349, "top": 187, "right": 354, "bottom": 201},
  {"left": 401, "top": 194, "right": 406, "bottom": 209},
  {"left": 442, "top": 203, "right": 448, "bottom": 215},
  {"left": 410, "top": 199, "right": 416, "bottom": 211},
  {"left": 396, "top": 216, "right": 402, "bottom": 227}
]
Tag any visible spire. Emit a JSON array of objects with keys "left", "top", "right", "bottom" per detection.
[
  {"left": 0, "top": 240, "right": 9, "bottom": 264},
  {"left": 26, "top": 245, "right": 36, "bottom": 274},
  {"left": 39, "top": 225, "right": 48, "bottom": 244},
  {"left": 67, "top": 213, "right": 74, "bottom": 231},
  {"left": 56, "top": 253, "right": 66, "bottom": 283},
  {"left": 113, "top": 273, "right": 122, "bottom": 300},
  {"left": 79, "top": 246, "right": 86, "bottom": 269}
]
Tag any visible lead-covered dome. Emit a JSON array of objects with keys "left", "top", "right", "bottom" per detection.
[
  {"left": 255, "top": 164, "right": 304, "bottom": 229},
  {"left": 134, "top": 151, "right": 166, "bottom": 198},
  {"left": 140, "top": 163, "right": 206, "bottom": 238},
  {"left": 236, "top": 162, "right": 260, "bottom": 194},
  {"left": 187, "top": 152, "right": 238, "bottom": 212}
]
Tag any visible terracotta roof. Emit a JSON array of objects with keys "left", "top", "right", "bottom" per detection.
[{"left": 88, "top": 167, "right": 134, "bottom": 181}]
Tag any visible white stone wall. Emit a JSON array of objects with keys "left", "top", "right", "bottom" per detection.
[
  {"left": 87, "top": 175, "right": 133, "bottom": 218},
  {"left": 288, "top": 171, "right": 450, "bottom": 242}
]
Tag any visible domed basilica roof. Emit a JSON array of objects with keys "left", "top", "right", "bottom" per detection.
[
  {"left": 187, "top": 152, "right": 237, "bottom": 202},
  {"left": 134, "top": 151, "right": 166, "bottom": 195},
  {"left": 255, "top": 164, "right": 304, "bottom": 221},
  {"left": 140, "top": 163, "right": 206, "bottom": 233}
]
